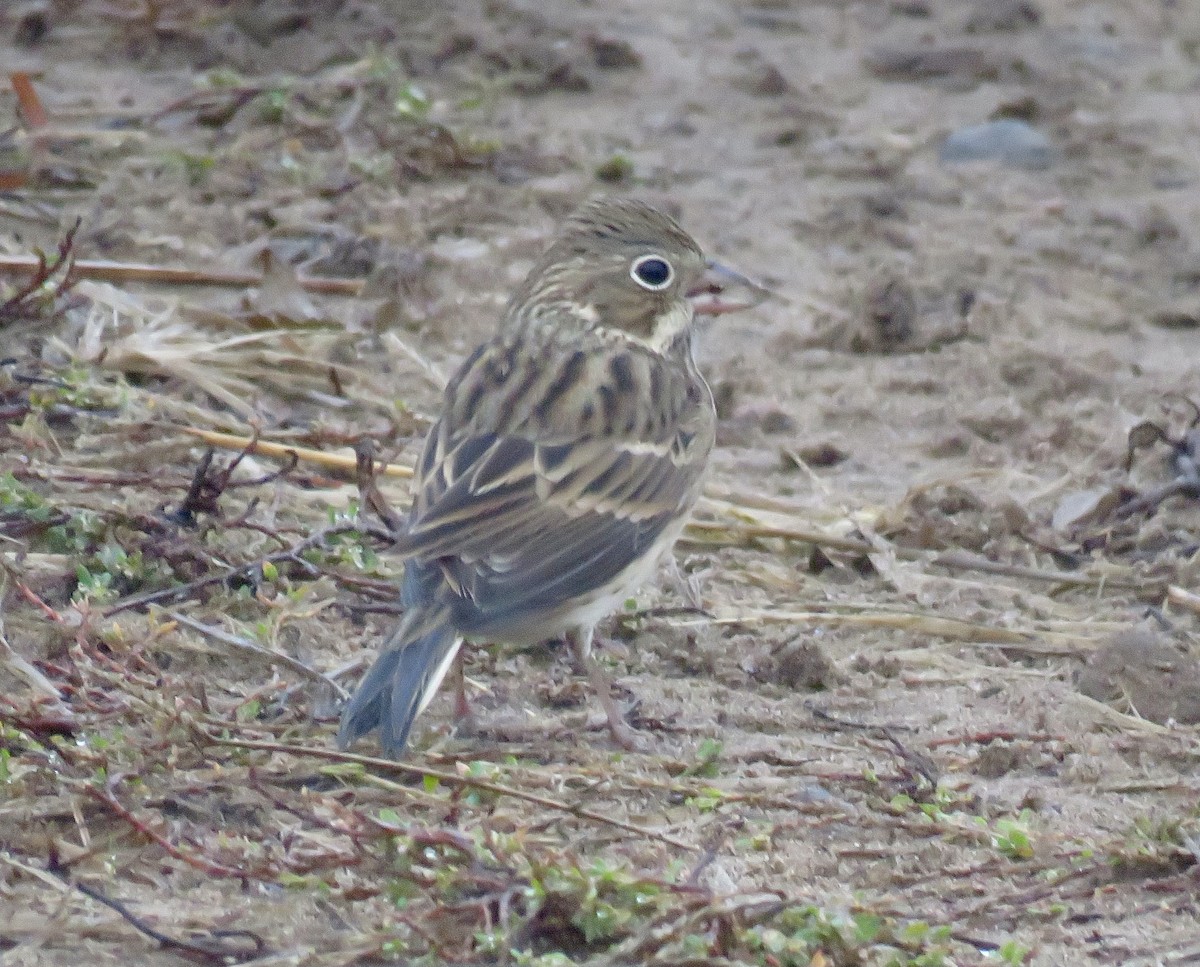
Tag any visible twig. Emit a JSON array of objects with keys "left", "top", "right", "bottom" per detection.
[
  {"left": 926, "top": 730, "right": 1058, "bottom": 749},
  {"left": 668, "top": 605, "right": 1037, "bottom": 644},
  {"left": 1115, "top": 479, "right": 1200, "bottom": 519},
  {"left": 81, "top": 784, "right": 247, "bottom": 878},
  {"left": 925, "top": 549, "right": 1149, "bottom": 592},
  {"left": 179, "top": 427, "right": 413, "bottom": 479},
  {"left": 875, "top": 729, "right": 940, "bottom": 789},
  {"left": 594, "top": 892, "right": 786, "bottom": 967},
  {"left": 178, "top": 431, "right": 1154, "bottom": 595},
  {"left": 686, "top": 513, "right": 870, "bottom": 553},
  {"left": 46, "top": 850, "right": 267, "bottom": 964},
  {"left": 12, "top": 576, "right": 66, "bottom": 623},
  {"left": 167, "top": 432, "right": 297, "bottom": 525},
  {"left": 103, "top": 526, "right": 355, "bottom": 616},
  {"left": 204, "top": 734, "right": 694, "bottom": 851},
  {"left": 10, "top": 466, "right": 197, "bottom": 489},
  {"left": 808, "top": 705, "right": 915, "bottom": 734},
  {"left": 148, "top": 85, "right": 266, "bottom": 124},
  {"left": 0, "top": 254, "right": 363, "bottom": 296},
  {"left": 810, "top": 706, "right": 938, "bottom": 789},
  {"left": 164, "top": 610, "right": 349, "bottom": 700},
  {"left": 0, "top": 218, "right": 80, "bottom": 322},
  {"left": 355, "top": 439, "right": 405, "bottom": 533},
  {"left": 169, "top": 449, "right": 221, "bottom": 525}
]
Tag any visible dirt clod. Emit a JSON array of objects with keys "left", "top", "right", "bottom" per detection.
[
  {"left": 1075, "top": 627, "right": 1200, "bottom": 725},
  {"left": 965, "top": 0, "right": 1043, "bottom": 33},
  {"left": 762, "top": 639, "right": 838, "bottom": 691},
  {"left": 586, "top": 34, "right": 641, "bottom": 70},
  {"left": 854, "top": 274, "right": 917, "bottom": 351}
]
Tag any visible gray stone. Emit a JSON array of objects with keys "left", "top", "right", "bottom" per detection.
[{"left": 939, "top": 119, "right": 1055, "bottom": 170}]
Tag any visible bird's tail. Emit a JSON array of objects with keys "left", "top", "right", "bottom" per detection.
[{"left": 337, "top": 567, "right": 461, "bottom": 756}]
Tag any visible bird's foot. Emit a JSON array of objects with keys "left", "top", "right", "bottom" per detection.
[
  {"left": 603, "top": 712, "right": 646, "bottom": 752},
  {"left": 582, "top": 646, "right": 645, "bottom": 752},
  {"left": 564, "top": 627, "right": 648, "bottom": 752}
]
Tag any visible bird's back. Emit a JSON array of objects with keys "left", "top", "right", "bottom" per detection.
[{"left": 393, "top": 315, "right": 714, "bottom": 643}]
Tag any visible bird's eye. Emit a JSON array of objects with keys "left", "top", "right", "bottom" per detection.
[{"left": 630, "top": 254, "right": 674, "bottom": 291}]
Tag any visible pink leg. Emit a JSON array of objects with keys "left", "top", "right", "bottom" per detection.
[
  {"left": 569, "top": 627, "right": 642, "bottom": 751},
  {"left": 451, "top": 649, "right": 473, "bottom": 724}
]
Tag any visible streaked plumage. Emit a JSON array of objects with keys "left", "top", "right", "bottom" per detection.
[{"left": 339, "top": 198, "right": 735, "bottom": 756}]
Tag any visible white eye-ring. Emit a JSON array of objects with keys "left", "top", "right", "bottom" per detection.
[{"left": 630, "top": 253, "right": 674, "bottom": 291}]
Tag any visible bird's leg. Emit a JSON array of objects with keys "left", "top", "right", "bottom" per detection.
[
  {"left": 450, "top": 648, "right": 475, "bottom": 726},
  {"left": 568, "top": 626, "right": 641, "bottom": 751}
]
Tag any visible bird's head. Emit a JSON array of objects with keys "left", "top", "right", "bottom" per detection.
[{"left": 507, "top": 197, "right": 762, "bottom": 352}]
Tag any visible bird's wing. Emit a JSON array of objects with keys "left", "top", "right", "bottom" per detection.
[{"left": 392, "top": 340, "right": 711, "bottom": 627}]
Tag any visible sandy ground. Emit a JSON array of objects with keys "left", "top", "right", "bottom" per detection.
[{"left": 2, "top": 1, "right": 1200, "bottom": 964}]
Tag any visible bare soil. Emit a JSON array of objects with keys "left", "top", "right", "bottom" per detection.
[{"left": 2, "top": 1, "right": 1199, "bottom": 965}]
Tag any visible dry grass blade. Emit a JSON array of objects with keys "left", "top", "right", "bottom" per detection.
[
  {"left": 56, "top": 282, "right": 358, "bottom": 416},
  {"left": 698, "top": 494, "right": 1149, "bottom": 592},
  {"left": 1066, "top": 693, "right": 1177, "bottom": 736},
  {"left": 0, "top": 254, "right": 363, "bottom": 296},
  {"left": 165, "top": 610, "right": 349, "bottom": 700},
  {"left": 925, "top": 550, "right": 1150, "bottom": 592},
  {"left": 206, "top": 734, "right": 693, "bottom": 850},
  {"left": 180, "top": 428, "right": 413, "bottom": 479},
  {"left": 11, "top": 72, "right": 49, "bottom": 131},
  {"left": 1167, "top": 585, "right": 1200, "bottom": 618},
  {"left": 689, "top": 502, "right": 869, "bottom": 553},
  {"left": 382, "top": 330, "right": 447, "bottom": 389},
  {"left": 0, "top": 569, "right": 71, "bottom": 710},
  {"left": 668, "top": 603, "right": 1049, "bottom": 644},
  {"left": 173, "top": 430, "right": 1151, "bottom": 599}
]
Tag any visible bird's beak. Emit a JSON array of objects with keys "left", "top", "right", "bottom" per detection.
[{"left": 687, "top": 260, "right": 775, "bottom": 316}]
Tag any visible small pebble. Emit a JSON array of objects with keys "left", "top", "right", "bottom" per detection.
[
  {"left": 13, "top": 1, "right": 50, "bottom": 45},
  {"left": 1149, "top": 300, "right": 1200, "bottom": 329},
  {"left": 965, "top": 0, "right": 1042, "bottom": 33},
  {"left": 586, "top": 35, "right": 641, "bottom": 70},
  {"left": 865, "top": 46, "right": 994, "bottom": 83},
  {"left": 853, "top": 275, "right": 917, "bottom": 351},
  {"left": 734, "top": 63, "right": 792, "bottom": 97},
  {"left": 758, "top": 409, "right": 798, "bottom": 434},
  {"left": 939, "top": 119, "right": 1055, "bottom": 170}
]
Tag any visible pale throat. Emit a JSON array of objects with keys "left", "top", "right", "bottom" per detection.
[
  {"left": 644, "top": 301, "right": 695, "bottom": 354},
  {"left": 581, "top": 299, "right": 695, "bottom": 355}
]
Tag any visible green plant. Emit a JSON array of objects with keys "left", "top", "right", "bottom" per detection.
[
  {"left": 525, "top": 858, "right": 665, "bottom": 947},
  {"left": 681, "top": 737, "right": 723, "bottom": 778},
  {"left": 985, "top": 811, "right": 1036, "bottom": 861},
  {"left": 394, "top": 83, "right": 431, "bottom": 118},
  {"left": 990, "top": 938, "right": 1032, "bottom": 965},
  {"left": 73, "top": 562, "right": 117, "bottom": 604}
]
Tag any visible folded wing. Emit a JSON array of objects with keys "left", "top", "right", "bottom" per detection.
[{"left": 392, "top": 420, "right": 704, "bottom": 636}]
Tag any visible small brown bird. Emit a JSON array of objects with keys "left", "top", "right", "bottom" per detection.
[{"left": 338, "top": 197, "right": 759, "bottom": 756}]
